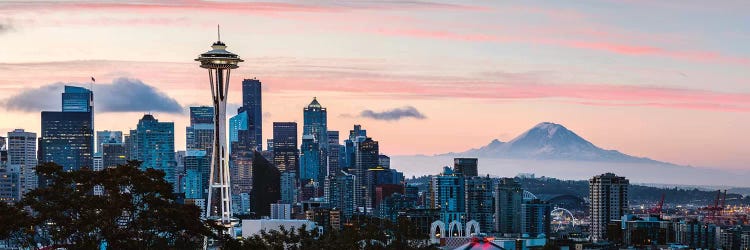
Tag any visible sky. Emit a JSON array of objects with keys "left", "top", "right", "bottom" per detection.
[{"left": 0, "top": 0, "right": 748, "bottom": 171}]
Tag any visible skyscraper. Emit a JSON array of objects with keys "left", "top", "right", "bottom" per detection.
[
  {"left": 324, "top": 172, "right": 356, "bottom": 219},
  {"left": 341, "top": 125, "right": 367, "bottom": 171},
  {"left": 280, "top": 171, "right": 297, "bottom": 204},
  {"left": 378, "top": 155, "right": 390, "bottom": 169},
  {"left": 272, "top": 122, "right": 298, "bottom": 173},
  {"left": 229, "top": 111, "right": 248, "bottom": 146},
  {"left": 454, "top": 158, "right": 478, "bottom": 177},
  {"left": 186, "top": 106, "right": 214, "bottom": 152},
  {"left": 250, "top": 152, "right": 280, "bottom": 218},
  {"left": 40, "top": 111, "right": 93, "bottom": 172},
  {"left": 184, "top": 150, "right": 209, "bottom": 200},
  {"left": 589, "top": 173, "right": 629, "bottom": 242},
  {"left": 189, "top": 106, "right": 214, "bottom": 125},
  {"left": 495, "top": 177, "right": 523, "bottom": 235},
  {"left": 303, "top": 97, "right": 327, "bottom": 180},
  {"left": 62, "top": 85, "right": 93, "bottom": 112},
  {"left": 327, "top": 131, "right": 340, "bottom": 177},
  {"left": 230, "top": 130, "right": 254, "bottom": 196},
  {"left": 7, "top": 129, "right": 37, "bottom": 197},
  {"left": 521, "top": 199, "right": 551, "bottom": 238},
  {"left": 465, "top": 176, "right": 494, "bottom": 233},
  {"left": 355, "top": 137, "right": 379, "bottom": 210},
  {"left": 40, "top": 86, "right": 94, "bottom": 173},
  {"left": 242, "top": 78, "right": 262, "bottom": 151},
  {"left": 299, "top": 135, "right": 320, "bottom": 183},
  {"left": 130, "top": 114, "right": 176, "bottom": 190},
  {"left": 101, "top": 142, "right": 127, "bottom": 168},
  {"left": 429, "top": 167, "right": 465, "bottom": 226},
  {"left": 96, "top": 130, "right": 123, "bottom": 154},
  {"left": 0, "top": 164, "right": 20, "bottom": 203}
]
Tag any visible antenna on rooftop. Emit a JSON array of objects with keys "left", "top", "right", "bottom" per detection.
[{"left": 217, "top": 24, "right": 221, "bottom": 42}]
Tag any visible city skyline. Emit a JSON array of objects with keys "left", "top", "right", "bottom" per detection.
[{"left": 1, "top": 0, "right": 749, "bottom": 172}]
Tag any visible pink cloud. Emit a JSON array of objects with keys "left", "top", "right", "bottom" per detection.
[
  {"left": 362, "top": 27, "right": 750, "bottom": 66},
  {"left": 0, "top": 0, "right": 486, "bottom": 14},
  {"left": 2, "top": 60, "right": 748, "bottom": 113}
]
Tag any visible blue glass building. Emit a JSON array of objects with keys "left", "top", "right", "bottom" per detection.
[
  {"left": 299, "top": 134, "right": 320, "bottom": 183},
  {"left": 229, "top": 110, "right": 248, "bottom": 145},
  {"left": 303, "top": 97, "right": 327, "bottom": 146},
  {"left": 131, "top": 114, "right": 176, "bottom": 190},
  {"left": 62, "top": 85, "right": 93, "bottom": 112},
  {"left": 302, "top": 97, "right": 327, "bottom": 183},
  {"left": 184, "top": 150, "right": 209, "bottom": 199},
  {"left": 429, "top": 167, "right": 466, "bottom": 225}
]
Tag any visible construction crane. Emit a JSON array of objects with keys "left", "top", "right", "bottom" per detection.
[
  {"left": 648, "top": 193, "right": 665, "bottom": 215},
  {"left": 700, "top": 190, "right": 727, "bottom": 217}
]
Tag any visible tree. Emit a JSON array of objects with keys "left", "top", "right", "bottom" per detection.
[
  {"left": 9, "top": 161, "right": 214, "bottom": 249},
  {"left": 0, "top": 201, "right": 34, "bottom": 247}
]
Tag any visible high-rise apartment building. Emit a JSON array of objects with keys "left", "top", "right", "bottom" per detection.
[
  {"left": 429, "top": 167, "right": 465, "bottom": 225},
  {"left": 521, "top": 199, "right": 551, "bottom": 238},
  {"left": 280, "top": 171, "right": 297, "bottom": 204},
  {"left": 495, "top": 177, "right": 523, "bottom": 235},
  {"left": 327, "top": 131, "right": 340, "bottom": 176},
  {"left": 589, "top": 173, "right": 629, "bottom": 242},
  {"left": 465, "top": 176, "right": 494, "bottom": 233},
  {"left": 355, "top": 137, "right": 378, "bottom": 210},
  {"left": 324, "top": 171, "right": 356, "bottom": 219},
  {"left": 7, "top": 129, "right": 36, "bottom": 198}
]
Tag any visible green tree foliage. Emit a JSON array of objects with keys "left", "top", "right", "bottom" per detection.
[
  {"left": 227, "top": 216, "right": 438, "bottom": 250},
  {"left": 4, "top": 161, "right": 214, "bottom": 249}
]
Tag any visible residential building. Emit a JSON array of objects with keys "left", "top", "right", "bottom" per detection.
[{"left": 589, "top": 173, "right": 629, "bottom": 242}]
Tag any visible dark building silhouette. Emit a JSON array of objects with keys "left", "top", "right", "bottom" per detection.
[
  {"left": 101, "top": 142, "right": 127, "bottom": 168},
  {"left": 327, "top": 131, "right": 341, "bottom": 176},
  {"left": 355, "top": 137, "right": 379, "bottom": 210},
  {"left": 250, "top": 151, "right": 280, "bottom": 218},
  {"left": 272, "top": 122, "right": 298, "bottom": 173},
  {"left": 242, "top": 79, "right": 263, "bottom": 151},
  {"left": 39, "top": 111, "right": 94, "bottom": 172},
  {"left": 454, "top": 158, "right": 478, "bottom": 177},
  {"left": 495, "top": 177, "right": 523, "bottom": 235},
  {"left": 521, "top": 199, "right": 551, "bottom": 238}
]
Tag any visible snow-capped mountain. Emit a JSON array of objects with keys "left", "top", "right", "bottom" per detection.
[{"left": 444, "top": 122, "right": 666, "bottom": 164}]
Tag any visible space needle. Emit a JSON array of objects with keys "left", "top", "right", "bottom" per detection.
[{"left": 195, "top": 26, "right": 243, "bottom": 235}]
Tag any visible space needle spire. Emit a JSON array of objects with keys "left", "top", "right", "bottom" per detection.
[{"left": 195, "top": 25, "right": 243, "bottom": 236}]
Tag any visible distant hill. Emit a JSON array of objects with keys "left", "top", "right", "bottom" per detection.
[
  {"left": 405, "top": 175, "right": 748, "bottom": 205},
  {"left": 441, "top": 122, "right": 670, "bottom": 164}
]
